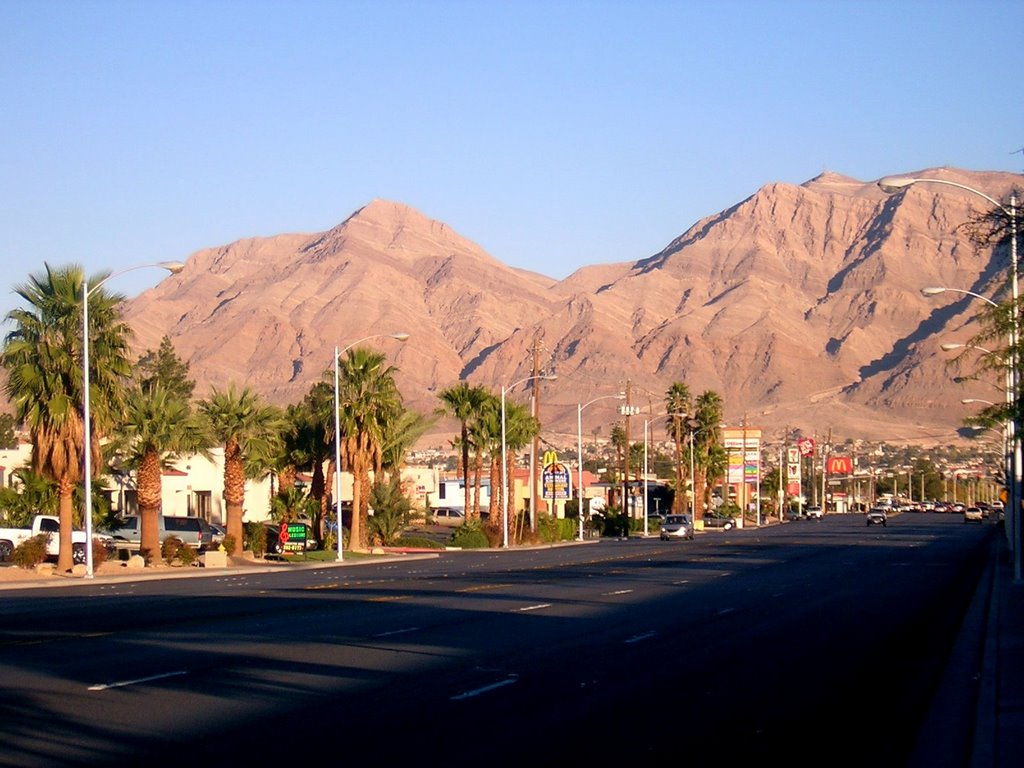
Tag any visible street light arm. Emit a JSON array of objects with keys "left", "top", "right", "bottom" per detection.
[
  {"left": 878, "top": 176, "right": 1009, "bottom": 215},
  {"left": 86, "top": 261, "right": 185, "bottom": 297},
  {"left": 337, "top": 332, "right": 410, "bottom": 357},
  {"left": 921, "top": 286, "right": 998, "bottom": 307}
]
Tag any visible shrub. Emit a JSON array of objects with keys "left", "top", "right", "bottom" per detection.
[
  {"left": 12, "top": 534, "right": 48, "bottom": 569},
  {"left": 177, "top": 544, "right": 198, "bottom": 566},
  {"left": 92, "top": 539, "right": 109, "bottom": 567},
  {"left": 244, "top": 522, "right": 267, "bottom": 556},
  {"left": 537, "top": 514, "right": 577, "bottom": 543},
  {"left": 221, "top": 534, "right": 237, "bottom": 554},
  {"left": 450, "top": 520, "right": 489, "bottom": 549},
  {"left": 161, "top": 536, "right": 185, "bottom": 563}
]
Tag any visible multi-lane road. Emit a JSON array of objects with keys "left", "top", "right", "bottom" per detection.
[{"left": 0, "top": 514, "right": 994, "bottom": 766}]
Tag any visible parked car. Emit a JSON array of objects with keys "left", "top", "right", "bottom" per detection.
[
  {"left": 866, "top": 507, "right": 888, "bottom": 527},
  {"left": 210, "top": 523, "right": 227, "bottom": 547},
  {"left": 964, "top": 507, "right": 984, "bottom": 523},
  {"left": 659, "top": 514, "right": 694, "bottom": 541},
  {"left": 105, "top": 515, "right": 213, "bottom": 551},
  {"left": 432, "top": 507, "right": 466, "bottom": 526},
  {"left": 805, "top": 505, "right": 823, "bottom": 520}
]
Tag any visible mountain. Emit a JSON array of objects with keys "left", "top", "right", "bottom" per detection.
[{"left": 122, "top": 168, "right": 1024, "bottom": 447}]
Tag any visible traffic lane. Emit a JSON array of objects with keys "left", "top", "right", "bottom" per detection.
[{"left": 1, "top": 518, "right": 992, "bottom": 765}]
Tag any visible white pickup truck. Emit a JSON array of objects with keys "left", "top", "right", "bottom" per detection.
[{"left": 0, "top": 515, "right": 102, "bottom": 565}]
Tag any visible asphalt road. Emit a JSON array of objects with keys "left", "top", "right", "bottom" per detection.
[{"left": 0, "top": 513, "right": 993, "bottom": 767}]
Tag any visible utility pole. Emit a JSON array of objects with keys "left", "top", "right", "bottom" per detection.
[
  {"left": 528, "top": 333, "right": 545, "bottom": 534},
  {"left": 622, "top": 379, "right": 633, "bottom": 537}
]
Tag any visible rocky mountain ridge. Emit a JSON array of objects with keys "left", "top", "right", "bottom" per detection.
[{"left": 122, "top": 167, "right": 1024, "bottom": 447}]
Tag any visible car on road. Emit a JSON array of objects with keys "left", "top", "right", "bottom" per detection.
[
  {"left": 703, "top": 511, "right": 737, "bottom": 530},
  {"left": 659, "top": 514, "right": 694, "bottom": 541},
  {"left": 805, "top": 505, "right": 823, "bottom": 520},
  {"left": 866, "top": 507, "right": 888, "bottom": 527},
  {"left": 964, "top": 506, "right": 984, "bottom": 523}
]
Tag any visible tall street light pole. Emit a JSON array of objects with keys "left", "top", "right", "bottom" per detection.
[
  {"left": 881, "top": 175, "right": 1020, "bottom": 581},
  {"left": 935, "top": 292, "right": 1013, "bottom": 537},
  {"left": 333, "top": 333, "right": 409, "bottom": 562},
  {"left": 502, "top": 373, "right": 556, "bottom": 548},
  {"left": 82, "top": 261, "right": 184, "bottom": 578},
  {"left": 576, "top": 394, "right": 625, "bottom": 541}
]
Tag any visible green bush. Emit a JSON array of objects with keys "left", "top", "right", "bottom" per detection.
[
  {"left": 12, "top": 534, "right": 48, "bottom": 569},
  {"left": 221, "top": 534, "right": 237, "bottom": 554},
  {"left": 244, "top": 522, "right": 267, "bottom": 556},
  {"left": 161, "top": 536, "right": 185, "bottom": 563},
  {"left": 176, "top": 544, "right": 197, "bottom": 566},
  {"left": 450, "top": 520, "right": 490, "bottom": 549},
  {"left": 537, "top": 514, "right": 577, "bottom": 543}
]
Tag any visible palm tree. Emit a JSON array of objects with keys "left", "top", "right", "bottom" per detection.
[
  {"left": 664, "top": 382, "right": 692, "bottom": 513},
  {"left": 2, "top": 264, "right": 133, "bottom": 571},
  {"left": 337, "top": 347, "right": 402, "bottom": 549},
  {"left": 199, "top": 384, "right": 284, "bottom": 556},
  {"left": 501, "top": 400, "right": 539, "bottom": 544},
  {"left": 437, "top": 383, "right": 489, "bottom": 521},
  {"left": 283, "top": 384, "right": 334, "bottom": 542},
  {"left": 691, "top": 390, "right": 725, "bottom": 520},
  {"left": 381, "top": 408, "right": 434, "bottom": 480},
  {"left": 115, "top": 382, "right": 212, "bottom": 563}
]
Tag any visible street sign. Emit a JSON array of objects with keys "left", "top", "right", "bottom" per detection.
[{"left": 543, "top": 462, "right": 571, "bottom": 500}]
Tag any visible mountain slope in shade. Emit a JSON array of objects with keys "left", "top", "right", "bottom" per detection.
[{"left": 123, "top": 168, "right": 1023, "bottom": 445}]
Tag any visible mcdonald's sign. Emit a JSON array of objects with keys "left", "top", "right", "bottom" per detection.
[{"left": 827, "top": 456, "right": 853, "bottom": 475}]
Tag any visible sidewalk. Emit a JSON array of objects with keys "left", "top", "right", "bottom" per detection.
[{"left": 981, "top": 530, "right": 1024, "bottom": 767}]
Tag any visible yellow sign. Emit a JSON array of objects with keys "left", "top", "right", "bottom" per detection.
[{"left": 542, "top": 450, "right": 558, "bottom": 467}]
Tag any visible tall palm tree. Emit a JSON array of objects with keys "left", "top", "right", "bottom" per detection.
[
  {"left": 691, "top": 390, "right": 725, "bottom": 520},
  {"left": 501, "top": 400, "right": 539, "bottom": 544},
  {"left": 337, "top": 347, "right": 402, "bottom": 549},
  {"left": 2, "top": 264, "right": 133, "bottom": 571},
  {"left": 199, "top": 384, "right": 284, "bottom": 556},
  {"left": 437, "top": 383, "right": 489, "bottom": 521},
  {"left": 115, "top": 382, "right": 212, "bottom": 563},
  {"left": 664, "top": 382, "right": 692, "bottom": 513},
  {"left": 284, "top": 383, "right": 334, "bottom": 542}
]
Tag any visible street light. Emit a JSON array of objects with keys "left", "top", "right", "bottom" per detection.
[
  {"left": 82, "top": 261, "right": 185, "bottom": 577},
  {"left": 501, "top": 373, "right": 557, "bottom": 548},
  {"left": 333, "top": 332, "right": 409, "bottom": 561},
  {"left": 921, "top": 286, "right": 998, "bottom": 307},
  {"left": 576, "top": 393, "right": 625, "bottom": 541},
  {"left": 883, "top": 175, "right": 1021, "bottom": 581}
]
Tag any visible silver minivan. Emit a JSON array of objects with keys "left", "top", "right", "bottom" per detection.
[{"left": 106, "top": 515, "right": 214, "bottom": 551}]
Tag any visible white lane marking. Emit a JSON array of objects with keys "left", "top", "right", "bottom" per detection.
[
  {"left": 625, "top": 631, "right": 657, "bottom": 644},
  {"left": 374, "top": 627, "right": 421, "bottom": 638},
  {"left": 89, "top": 670, "right": 187, "bottom": 691},
  {"left": 517, "top": 603, "right": 552, "bottom": 612},
  {"left": 603, "top": 589, "right": 633, "bottom": 596},
  {"left": 451, "top": 676, "right": 519, "bottom": 701}
]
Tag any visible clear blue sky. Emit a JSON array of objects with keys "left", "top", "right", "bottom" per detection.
[{"left": 2, "top": 0, "right": 1022, "bottom": 322}]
